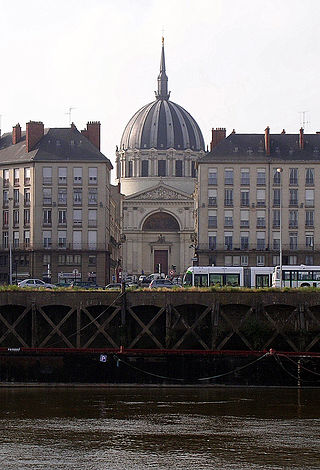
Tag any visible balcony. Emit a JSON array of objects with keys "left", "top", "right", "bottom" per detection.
[
  {"left": 240, "top": 220, "right": 249, "bottom": 228},
  {"left": 208, "top": 198, "right": 217, "bottom": 207},
  {"left": 224, "top": 200, "right": 233, "bottom": 207}
]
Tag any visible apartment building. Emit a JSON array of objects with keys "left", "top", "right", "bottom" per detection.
[
  {"left": 0, "top": 120, "right": 119, "bottom": 285},
  {"left": 197, "top": 127, "right": 320, "bottom": 268}
]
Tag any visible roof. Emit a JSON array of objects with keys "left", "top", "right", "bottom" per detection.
[
  {"left": 0, "top": 127, "right": 113, "bottom": 168},
  {"left": 200, "top": 132, "right": 320, "bottom": 163}
]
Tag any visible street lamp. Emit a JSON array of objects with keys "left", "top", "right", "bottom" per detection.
[{"left": 276, "top": 167, "right": 283, "bottom": 288}]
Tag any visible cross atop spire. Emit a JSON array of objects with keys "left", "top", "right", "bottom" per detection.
[{"left": 155, "top": 37, "right": 170, "bottom": 100}]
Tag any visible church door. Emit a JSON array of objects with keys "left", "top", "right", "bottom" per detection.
[{"left": 154, "top": 250, "right": 168, "bottom": 275}]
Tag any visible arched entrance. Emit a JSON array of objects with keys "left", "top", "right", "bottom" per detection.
[{"left": 142, "top": 212, "right": 180, "bottom": 274}]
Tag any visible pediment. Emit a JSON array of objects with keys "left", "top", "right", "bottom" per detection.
[{"left": 126, "top": 183, "right": 192, "bottom": 201}]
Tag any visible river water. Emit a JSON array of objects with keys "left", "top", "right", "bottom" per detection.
[{"left": 0, "top": 387, "right": 319, "bottom": 470}]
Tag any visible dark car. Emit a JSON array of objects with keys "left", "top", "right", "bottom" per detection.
[
  {"left": 69, "top": 281, "right": 100, "bottom": 289},
  {"left": 149, "top": 279, "right": 175, "bottom": 289}
]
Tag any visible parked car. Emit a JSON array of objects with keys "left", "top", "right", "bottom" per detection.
[
  {"left": 69, "top": 281, "right": 100, "bottom": 289},
  {"left": 149, "top": 279, "right": 175, "bottom": 289},
  {"left": 18, "top": 279, "right": 56, "bottom": 289},
  {"left": 105, "top": 283, "right": 122, "bottom": 290}
]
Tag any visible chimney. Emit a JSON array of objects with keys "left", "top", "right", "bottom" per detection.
[
  {"left": 12, "top": 123, "right": 22, "bottom": 145},
  {"left": 26, "top": 121, "right": 44, "bottom": 152},
  {"left": 265, "top": 126, "right": 270, "bottom": 156},
  {"left": 299, "top": 127, "right": 304, "bottom": 150},
  {"left": 281, "top": 129, "right": 286, "bottom": 134},
  {"left": 210, "top": 127, "right": 226, "bottom": 151},
  {"left": 81, "top": 121, "right": 101, "bottom": 150}
]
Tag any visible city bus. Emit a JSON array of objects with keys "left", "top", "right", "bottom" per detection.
[
  {"left": 272, "top": 265, "right": 320, "bottom": 288},
  {"left": 183, "top": 266, "right": 275, "bottom": 288}
]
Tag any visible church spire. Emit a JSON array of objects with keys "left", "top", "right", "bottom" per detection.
[{"left": 155, "top": 37, "right": 170, "bottom": 100}]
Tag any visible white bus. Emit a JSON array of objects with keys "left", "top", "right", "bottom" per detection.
[
  {"left": 183, "top": 266, "right": 275, "bottom": 288},
  {"left": 272, "top": 265, "right": 320, "bottom": 288}
]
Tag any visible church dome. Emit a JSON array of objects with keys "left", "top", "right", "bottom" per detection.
[{"left": 120, "top": 39, "right": 205, "bottom": 152}]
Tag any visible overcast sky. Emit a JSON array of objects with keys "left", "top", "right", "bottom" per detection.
[{"left": 1, "top": 0, "right": 320, "bottom": 173}]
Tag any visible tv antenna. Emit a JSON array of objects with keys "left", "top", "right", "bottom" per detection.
[
  {"left": 299, "top": 111, "right": 310, "bottom": 130},
  {"left": 66, "top": 107, "right": 76, "bottom": 125}
]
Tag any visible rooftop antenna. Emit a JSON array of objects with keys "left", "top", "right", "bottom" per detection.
[
  {"left": 299, "top": 111, "right": 310, "bottom": 130},
  {"left": 65, "top": 107, "right": 76, "bottom": 125}
]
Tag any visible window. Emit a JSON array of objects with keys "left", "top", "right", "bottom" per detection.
[
  {"left": 241, "top": 255, "right": 248, "bottom": 266},
  {"left": 42, "top": 167, "right": 52, "bottom": 185},
  {"left": 273, "top": 168, "right": 281, "bottom": 185},
  {"left": 43, "top": 188, "right": 52, "bottom": 205},
  {"left": 224, "top": 231, "right": 233, "bottom": 250},
  {"left": 289, "top": 168, "right": 298, "bottom": 185},
  {"left": 208, "top": 232, "right": 216, "bottom": 249},
  {"left": 43, "top": 231, "right": 52, "bottom": 248},
  {"left": 58, "top": 230, "right": 67, "bottom": 248},
  {"left": 289, "top": 189, "right": 298, "bottom": 206},
  {"left": 24, "top": 209, "right": 30, "bottom": 225},
  {"left": 232, "top": 255, "right": 240, "bottom": 267},
  {"left": 43, "top": 209, "right": 52, "bottom": 225},
  {"left": 289, "top": 210, "right": 298, "bottom": 228},
  {"left": 306, "top": 233, "right": 314, "bottom": 249},
  {"left": 88, "top": 209, "right": 97, "bottom": 227},
  {"left": 240, "top": 232, "right": 249, "bottom": 250},
  {"left": 88, "top": 230, "right": 97, "bottom": 249},
  {"left": 305, "top": 255, "right": 314, "bottom": 265},
  {"left": 73, "top": 167, "right": 82, "bottom": 184},
  {"left": 289, "top": 232, "right": 298, "bottom": 250},
  {"left": 14, "top": 189, "right": 19, "bottom": 206},
  {"left": 273, "top": 188, "right": 280, "bottom": 206},
  {"left": 306, "top": 210, "right": 314, "bottom": 227},
  {"left": 273, "top": 255, "right": 280, "bottom": 265},
  {"left": 224, "top": 210, "right": 233, "bottom": 227},
  {"left": 208, "top": 210, "right": 217, "bottom": 228},
  {"left": 13, "top": 231, "right": 19, "bottom": 248},
  {"left": 305, "top": 189, "right": 314, "bottom": 207},
  {"left": 89, "top": 167, "right": 98, "bottom": 184},
  {"left": 43, "top": 254, "right": 51, "bottom": 265},
  {"left": 73, "top": 189, "right": 82, "bottom": 205},
  {"left": 240, "top": 210, "right": 249, "bottom": 228},
  {"left": 3, "top": 190, "right": 8, "bottom": 207},
  {"left": 74, "top": 255, "right": 81, "bottom": 265},
  {"left": 58, "top": 255, "right": 66, "bottom": 265},
  {"left": 2, "top": 231, "right": 8, "bottom": 248},
  {"left": 240, "top": 168, "right": 250, "bottom": 185},
  {"left": 256, "top": 189, "right": 266, "bottom": 206},
  {"left": 13, "top": 210, "right": 19, "bottom": 226},
  {"left": 257, "top": 255, "right": 265, "bottom": 266},
  {"left": 191, "top": 161, "right": 197, "bottom": 178},
  {"left": 24, "top": 188, "right": 30, "bottom": 206},
  {"left": 224, "top": 255, "right": 232, "bottom": 266},
  {"left": 208, "top": 168, "right": 217, "bottom": 185},
  {"left": 256, "top": 210, "right": 266, "bottom": 228},
  {"left": 257, "top": 232, "right": 265, "bottom": 250},
  {"left": 14, "top": 168, "right": 19, "bottom": 185},
  {"left": 141, "top": 160, "right": 149, "bottom": 177},
  {"left": 73, "top": 209, "right": 82, "bottom": 225},
  {"left": 24, "top": 230, "right": 30, "bottom": 247},
  {"left": 24, "top": 167, "right": 31, "bottom": 185},
  {"left": 224, "top": 168, "right": 233, "bottom": 185},
  {"left": 58, "top": 188, "right": 67, "bottom": 205},
  {"left": 306, "top": 168, "right": 314, "bottom": 185},
  {"left": 3, "top": 211, "right": 8, "bottom": 227},
  {"left": 73, "top": 230, "right": 82, "bottom": 249},
  {"left": 58, "top": 209, "right": 67, "bottom": 225},
  {"left": 88, "top": 255, "right": 96, "bottom": 265},
  {"left": 175, "top": 160, "right": 183, "bottom": 177},
  {"left": 272, "top": 232, "right": 280, "bottom": 250},
  {"left": 240, "top": 190, "right": 249, "bottom": 207},
  {"left": 273, "top": 209, "right": 280, "bottom": 228},
  {"left": 257, "top": 168, "right": 266, "bottom": 185},
  {"left": 224, "top": 188, "right": 233, "bottom": 206},
  {"left": 208, "top": 189, "right": 217, "bottom": 206},
  {"left": 58, "top": 167, "right": 67, "bottom": 184},
  {"left": 289, "top": 255, "right": 297, "bottom": 265},
  {"left": 88, "top": 188, "right": 98, "bottom": 205},
  {"left": 3, "top": 169, "right": 9, "bottom": 187},
  {"left": 127, "top": 161, "right": 133, "bottom": 177},
  {"left": 158, "top": 160, "right": 166, "bottom": 177}
]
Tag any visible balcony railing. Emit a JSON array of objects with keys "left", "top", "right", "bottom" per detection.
[{"left": 196, "top": 243, "right": 320, "bottom": 252}]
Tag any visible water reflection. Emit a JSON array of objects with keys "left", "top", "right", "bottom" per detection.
[{"left": 0, "top": 387, "right": 319, "bottom": 469}]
